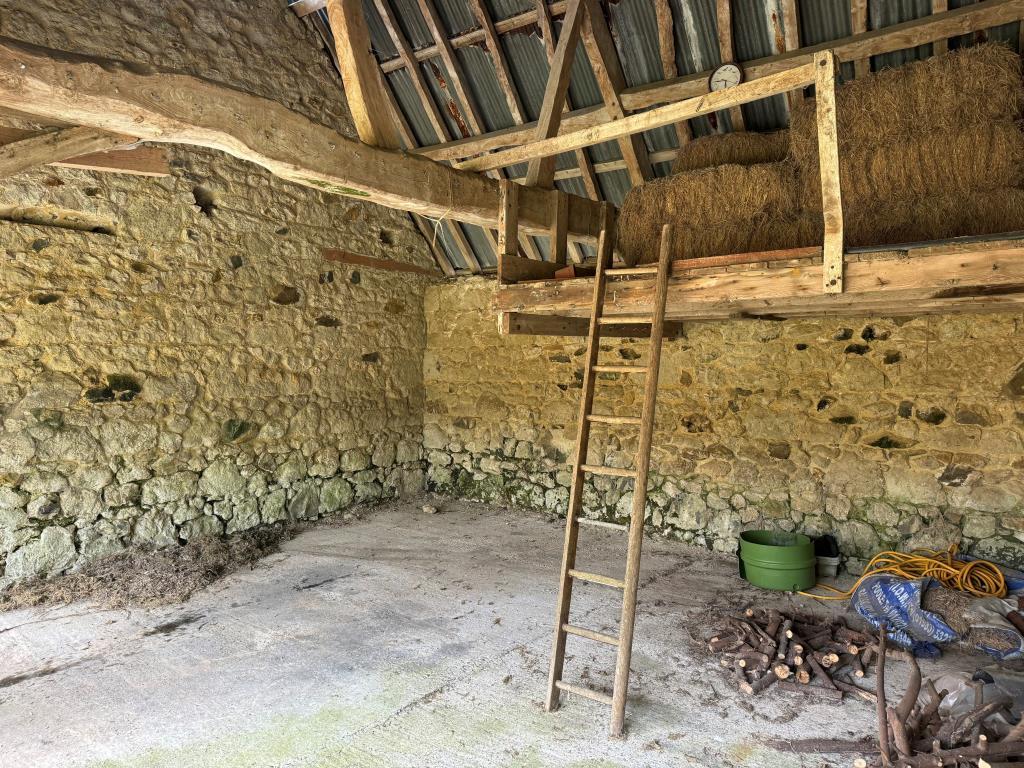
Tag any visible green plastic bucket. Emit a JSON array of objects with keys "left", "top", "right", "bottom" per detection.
[{"left": 738, "top": 530, "right": 816, "bottom": 592}]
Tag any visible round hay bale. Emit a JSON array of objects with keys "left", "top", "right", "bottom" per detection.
[
  {"left": 672, "top": 130, "right": 790, "bottom": 174},
  {"left": 790, "top": 43, "right": 1023, "bottom": 171},
  {"left": 798, "top": 121, "right": 1024, "bottom": 211}
]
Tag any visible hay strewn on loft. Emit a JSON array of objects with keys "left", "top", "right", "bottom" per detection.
[
  {"left": 618, "top": 43, "right": 1024, "bottom": 265},
  {"left": 671, "top": 130, "right": 789, "bottom": 173}
]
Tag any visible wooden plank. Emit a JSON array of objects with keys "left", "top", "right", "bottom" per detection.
[
  {"left": 0, "top": 37, "right": 605, "bottom": 244},
  {"left": 715, "top": 0, "right": 747, "bottom": 130},
  {"left": 323, "top": 248, "right": 439, "bottom": 276},
  {"left": 525, "top": 0, "right": 585, "bottom": 188},
  {"left": 933, "top": 0, "right": 950, "bottom": 54},
  {"left": 418, "top": 0, "right": 1024, "bottom": 162},
  {"left": 467, "top": 0, "right": 526, "bottom": 124},
  {"left": 325, "top": 0, "right": 402, "bottom": 149},
  {"left": 850, "top": 0, "right": 870, "bottom": 77},
  {"left": 0, "top": 124, "right": 175, "bottom": 177},
  {"left": 814, "top": 51, "right": 844, "bottom": 293},
  {"left": 493, "top": 239, "right": 1024, "bottom": 320},
  {"left": 779, "top": 0, "right": 804, "bottom": 108},
  {"left": 456, "top": 58, "right": 817, "bottom": 172},
  {"left": 580, "top": 0, "right": 652, "bottom": 185},
  {"left": 0, "top": 126, "right": 133, "bottom": 177},
  {"left": 372, "top": 0, "right": 451, "bottom": 144},
  {"left": 499, "top": 253, "right": 563, "bottom": 284},
  {"left": 654, "top": 0, "right": 692, "bottom": 147},
  {"left": 550, "top": 189, "right": 569, "bottom": 266},
  {"left": 502, "top": 312, "right": 687, "bottom": 337},
  {"left": 497, "top": 179, "right": 520, "bottom": 284}
]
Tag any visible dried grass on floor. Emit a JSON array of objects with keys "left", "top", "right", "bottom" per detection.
[
  {"left": 0, "top": 525, "right": 290, "bottom": 612},
  {"left": 618, "top": 162, "right": 802, "bottom": 263},
  {"left": 672, "top": 130, "right": 789, "bottom": 173},
  {"left": 788, "top": 43, "right": 1023, "bottom": 165}
]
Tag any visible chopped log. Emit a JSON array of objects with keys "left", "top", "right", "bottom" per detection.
[
  {"left": 765, "top": 610, "right": 782, "bottom": 639},
  {"left": 772, "top": 662, "right": 793, "bottom": 681},
  {"left": 893, "top": 739, "right": 1024, "bottom": 767},
  {"left": 766, "top": 735, "right": 872, "bottom": 752},
  {"left": 740, "top": 669, "right": 779, "bottom": 695},
  {"left": 834, "top": 678, "right": 877, "bottom": 703},
  {"left": 888, "top": 705, "right": 913, "bottom": 757},
  {"left": 895, "top": 656, "right": 922, "bottom": 724},
  {"left": 776, "top": 619, "right": 793, "bottom": 659}
]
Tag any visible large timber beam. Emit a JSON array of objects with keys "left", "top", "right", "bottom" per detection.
[
  {"left": 420, "top": 0, "right": 1024, "bottom": 163},
  {"left": 0, "top": 126, "right": 134, "bottom": 178},
  {"left": 494, "top": 238, "right": 1024, "bottom": 324},
  {"left": 0, "top": 37, "right": 604, "bottom": 243}
]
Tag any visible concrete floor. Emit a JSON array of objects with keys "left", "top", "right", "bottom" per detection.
[{"left": 0, "top": 499, "right": 969, "bottom": 768}]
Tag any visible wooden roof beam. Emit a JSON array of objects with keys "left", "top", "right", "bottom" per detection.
[
  {"left": 467, "top": 0, "right": 526, "bottom": 125},
  {"left": 0, "top": 37, "right": 604, "bottom": 243},
  {"left": 715, "top": 0, "right": 746, "bottom": 130},
  {"left": 456, "top": 58, "right": 816, "bottom": 172},
  {"left": 0, "top": 125, "right": 134, "bottom": 178},
  {"left": 418, "top": 0, "right": 1024, "bottom": 162}
]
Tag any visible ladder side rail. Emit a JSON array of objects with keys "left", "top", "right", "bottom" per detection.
[
  {"left": 608, "top": 224, "right": 674, "bottom": 736},
  {"left": 544, "top": 202, "right": 617, "bottom": 712}
]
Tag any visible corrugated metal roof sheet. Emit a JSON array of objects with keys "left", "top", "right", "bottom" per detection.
[{"left": 302, "top": 0, "right": 1023, "bottom": 273}]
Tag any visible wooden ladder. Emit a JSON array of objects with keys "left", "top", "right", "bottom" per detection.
[{"left": 544, "top": 211, "right": 674, "bottom": 737}]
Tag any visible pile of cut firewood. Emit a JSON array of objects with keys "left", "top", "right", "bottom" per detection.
[{"left": 708, "top": 608, "right": 880, "bottom": 703}]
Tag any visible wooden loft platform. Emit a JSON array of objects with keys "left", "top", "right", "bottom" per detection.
[{"left": 494, "top": 233, "right": 1024, "bottom": 335}]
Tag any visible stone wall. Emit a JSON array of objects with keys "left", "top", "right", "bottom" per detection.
[
  {"left": 424, "top": 279, "right": 1024, "bottom": 570},
  {"left": 0, "top": 0, "right": 434, "bottom": 583}
]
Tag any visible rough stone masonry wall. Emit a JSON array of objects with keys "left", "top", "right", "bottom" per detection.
[
  {"left": 0, "top": 0, "right": 433, "bottom": 583},
  {"left": 425, "top": 280, "right": 1024, "bottom": 571}
]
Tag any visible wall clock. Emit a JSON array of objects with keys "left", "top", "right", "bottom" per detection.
[{"left": 709, "top": 62, "right": 744, "bottom": 91}]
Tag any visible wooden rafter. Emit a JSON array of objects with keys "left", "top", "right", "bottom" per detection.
[
  {"left": 579, "top": 0, "right": 651, "bottom": 185},
  {"left": 933, "top": 0, "right": 950, "bottom": 54},
  {"left": 850, "top": 0, "right": 870, "bottom": 78},
  {"left": 715, "top": 0, "right": 746, "bottom": 131},
  {"left": 779, "top": 0, "right": 803, "bottom": 109},
  {"left": 525, "top": 0, "right": 585, "bottom": 188},
  {"left": 456, "top": 58, "right": 817, "bottom": 172},
  {"left": 418, "top": 0, "right": 1024, "bottom": 163},
  {"left": 466, "top": 0, "right": 526, "bottom": 124},
  {"left": 415, "top": 0, "right": 485, "bottom": 136},
  {"left": 0, "top": 126, "right": 134, "bottom": 178},
  {"left": 653, "top": 0, "right": 692, "bottom": 148},
  {"left": 0, "top": 37, "right": 605, "bottom": 243}
]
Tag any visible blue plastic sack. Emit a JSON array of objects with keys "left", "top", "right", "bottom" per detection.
[{"left": 850, "top": 575, "right": 958, "bottom": 657}]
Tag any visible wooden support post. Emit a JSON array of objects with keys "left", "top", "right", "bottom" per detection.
[
  {"left": 498, "top": 179, "right": 520, "bottom": 283},
  {"left": 716, "top": 0, "right": 747, "bottom": 131},
  {"left": 525, "top": 0, "right": 585, "bottom": 188},
  {"left": 579, "top": 0, "right": 652, "bottom": 185},
  {"left": 550, "top": 189, "right": 569, "bottom": 266},
  {"left": 0, "top": 126, "right": 134, "bottom": 178},
  {"left": 933, "top": 0, "right": 950, "bottom": 54},
  {"left": 780, "top": 0, "right": 804, "bottom": 108},
  {"left": 814, "top": 50, "right": 844, "bottom": 293},
  {"left": 850, "top": 0, "right": 870, "bottom": 78}
]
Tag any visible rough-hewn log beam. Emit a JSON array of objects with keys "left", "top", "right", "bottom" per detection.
[
  {"left": 418, "top": 0, "right": 1024, "bottom": 162},
  {"left": 0, "top": 37, "right": 604, "bottom": 243}
]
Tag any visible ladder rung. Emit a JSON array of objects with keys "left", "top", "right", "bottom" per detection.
[
  {"left": 592, "top": 364, "right": 646, "bottom": 374},
  {"left": 562, "top": 623, "right": 620, "bottom": 646},
  {"left": 555, "top": 680, "right": 614, "bottom": 706},
  {"left": 580, "top": 464, "right": 637, "bottom": 478},
  {"left": 587, "top": 414, "right": 641, "bottom": 426},
  {"left": 598, "top": 315, "right": 653, "bottom": 326},
  {"left": 576, "top": 518, "right": 628, "bottom": 532},
  {"left": 606, "top": 265, "right": 658, "bottom": 276},
  {"left": 568, "top": 569, "right": 625, "bottom": 589}
]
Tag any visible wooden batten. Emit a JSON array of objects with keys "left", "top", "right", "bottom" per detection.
[
  {"left": 814, "top": 51, "right": 845, "bottom": 293},
  {"left": 0, "top": 125, "right": 169, "bottom": 177},
  {"left": 494, "top": 237, "right": 1024, "bottom": 325}
]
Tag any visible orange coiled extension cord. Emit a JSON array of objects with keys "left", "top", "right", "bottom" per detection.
[{"left": 799, "top": 545, "right": 1007, "bottom": 600}]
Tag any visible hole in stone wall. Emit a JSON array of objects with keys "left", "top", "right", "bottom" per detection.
[
  {"left": 315, "top": 315, "right": 340, "bottom": 327},
  {"left": 84, "top": 374, "right": 143, "bottom": 404},
  {"left": 222, "top": 419, "right": 257, "bottom": 443},
  {"left": 319, "top": 270, "right": 334, "bottom": 284},
  {"left": 272, "top": 286, "right": 301, "bottom": 305},
  {"left": 830, "top": 415, "right": 856, "bottom": 425},
  {"left": 84, "top": 187, "right": 101, "bottom": 197},
  {"left": 768, "top": 442, "right": 791, "bottom": 459},
  {"left": 362, "top": 352, "right": 380, "bottom": 363},
  {"left": 549, "top": 353, "right": 571, "bottom": 363},
  {"left": 276, "top": 227, "right": 289, "bottom": 236},
  {"left": 619, "top": 348, "right": 642, "bottom": 360},
  {"left": 816, "top": 396, "right": 835, "bottom": 411},
  {"left": 379, "top": 229, "right": 395, "bottom": 246},
  {"left": 939, "top": 464, "right": 974, "bottom": 487},
  {"left": 0, "top": 204, "right": 116, "bottom": 235},
  {"left": 350, "top": 271, "right": 361, "bottom": 285},
  {"left": 916, "top": 406, "right": 947, "bottom": 425},
  {"left": 683, "top": 415, "right": 710, "bottom": 433},
  {"left": 229, "top": 255, "right": 244, "bottom": 270},
  {"left": 28, "top": 292, "right": 61, "bottom": 306},
  {"left": 867, "top": 434, "right": 911, "bottom": 450},
  {"left": 834, "top": 328, "right": 853, "bottom": 341},
  {"left": 883, "top": 351, "right": 902, "bottom": 364},
  {"left": 192, "top": 186, "right": 217, "bottom": 217},
  {"left": 898, "top": 401, "right": 913, "bottom": 418},
  {"left": 794, "top": 343, "right": 808, "bottom": 351},
  {"left": 844, "top": 343, "right": 869, "bottom": 355}
]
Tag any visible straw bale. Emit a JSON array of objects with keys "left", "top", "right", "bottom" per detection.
[{"left": 672, "top": 130, "right": 789, "bottom": 173}]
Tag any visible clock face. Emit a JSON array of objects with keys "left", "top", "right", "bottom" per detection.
[{"left": 709, "top": 63, "right": 743, "bottom": 91}]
